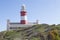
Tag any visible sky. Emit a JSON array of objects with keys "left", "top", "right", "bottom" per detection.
[{"left": 0, "top": 0, "right": 60, "bottom": 32}]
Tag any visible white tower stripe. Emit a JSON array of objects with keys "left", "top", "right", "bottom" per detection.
[{"left": 21, "top": 16, "right": 27, "bottom": 20}]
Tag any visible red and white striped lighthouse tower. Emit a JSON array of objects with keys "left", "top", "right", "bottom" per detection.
[{"left": 20, "top": 4, "right": 27, "bottom": 24}]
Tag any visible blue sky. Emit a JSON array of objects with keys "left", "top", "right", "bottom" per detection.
[{"left": 0, "top": 0, "right": 60, "bottom": 32}]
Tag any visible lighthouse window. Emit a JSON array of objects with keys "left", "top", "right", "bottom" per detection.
[
  {"left": 10, "top": 27, "right": 13, "bottom": 29},
  {"left": 10, "top": 27, "right": 21, "bottom": 29},
  {"left": 18, "top": 27, "right": 21, "bottom": 29},
  {"left": 10, "top": 27, "right": 17, "bottom": 29}
]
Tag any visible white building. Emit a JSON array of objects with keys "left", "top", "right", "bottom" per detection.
[{"left": 7, "top": 4, "right": 39, "bottom": 31}]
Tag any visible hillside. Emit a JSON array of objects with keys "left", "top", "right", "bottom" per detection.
[{"left": 0, "top": 24, "right": 60, "bottom": 40}]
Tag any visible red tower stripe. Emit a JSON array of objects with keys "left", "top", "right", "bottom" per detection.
[
  {"left": 20, "top": 20, "right": 27, "bottom": 24},
  {"left": 20, "top": 11, "right": 26, "bottom": 16}
]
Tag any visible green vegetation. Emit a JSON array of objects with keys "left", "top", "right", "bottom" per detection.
[{"left": 0, "top": 24, "right": 60, "bottom": 40}]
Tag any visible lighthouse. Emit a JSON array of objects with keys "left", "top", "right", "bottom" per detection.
[
  {"left": 20, "top": 4, "right": 27, "bottom": 24},
  {"left": 7, "top": 4, "right": 38, "bottom": 31}
]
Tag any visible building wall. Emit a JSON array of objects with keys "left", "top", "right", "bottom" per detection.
[{"left": 7, "top": 20, "right": 37, "bottom": 31}]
